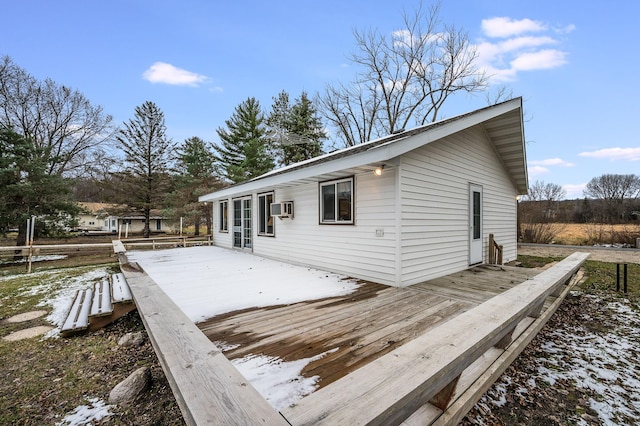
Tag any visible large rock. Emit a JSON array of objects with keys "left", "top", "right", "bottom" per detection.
[
  {"left": 109, "top": 366, "right": 151, "bottom": 406},
  {"left": 118, "top": 331, "right": 145, "bottom": 347}
]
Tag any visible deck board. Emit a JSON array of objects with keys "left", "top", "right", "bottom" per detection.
[
  {"left": 279, "top": 253, "right": 588, "bottom": 426},
  {"left": 198, "top": 264, "right": 540, "bottom": 390}
]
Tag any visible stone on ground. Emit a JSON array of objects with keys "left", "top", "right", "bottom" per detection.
[
  {"left": 0, "top": 310, "right": 48, "bottom": 324},
  {"left": 109, "top": 366, "right": 151, "bottom": 406},
  {"left": 118, "top": 331, "right": 145, "bottom": 347},
  {"left": 2, "top": 326, "right": 55, "bottom": 341}
]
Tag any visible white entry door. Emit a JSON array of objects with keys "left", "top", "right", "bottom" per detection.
[
  {"left": 469, "top": 184, "right": 483, "bottom": 264},
  {"left": 233, "top": 197, "right": 252, "bottom": 250}
]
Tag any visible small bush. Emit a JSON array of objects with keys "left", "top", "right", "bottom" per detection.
[{"left": 519, "top": 222, "right": 565, "bottom": 244}]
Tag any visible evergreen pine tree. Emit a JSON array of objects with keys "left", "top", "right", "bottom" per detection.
[
  {"left": 0, "top": 127, "right": 80, "bottom": 249},
  {"left": 287, "top": 92, "right": 325, "bottom": 164},
  {"left": 267, "top": 91, "right": 325, "bottom": 166},
  {"left": 216, "top": 97, "right": 274, "bottom": 183},
  {"left": 115, "top": 101, "right": 175, "bottom": 238},
  {"left": 168, "top": 136, "right": 222, "bottom": 235}
]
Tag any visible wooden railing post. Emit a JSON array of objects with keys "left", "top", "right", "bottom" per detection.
[
  {"left": 489, "top": 234, "right": 495, "bottom": 264},
  {"left": 488, "top": 234, "right": 503, "bottom": 265},
  {"left": 429, "top": 375, "right": 461, "bottom": 410}
]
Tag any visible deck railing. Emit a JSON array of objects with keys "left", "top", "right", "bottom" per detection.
[
  {"left": 281, "top": 252, "right": 588, "bottom": 425},
  {"left": 116, "top": 239, "right": 588, "bottom": 426},
  {"left": 488, "top": 233, "right": 503, "bottom": 265},
  {"left": 120, "top": 235, "right": 213, "bottom": 250}
]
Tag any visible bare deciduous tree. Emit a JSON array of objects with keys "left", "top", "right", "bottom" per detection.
[
  {"left": 519, "top": 180, "right": 566, "bottom": 243},
  {"left": 319, "top": 1, "right": 488, "bottom": 147},
  {"left": 0, "top": 56, "right": 114, "bottom": 177},
  {"left": 485, "top": 85, "right": 515, "bottom": 106},
  {"left": 584, "top": 174, "right": 640, "bottom": 222},
  {"left": 523, "top": 180, "right": 566, "bottom": 203}
]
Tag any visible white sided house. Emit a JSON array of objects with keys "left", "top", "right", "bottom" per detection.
[
  {"left": 76, "top": 202, "right": 173, "bottom": 234},
  {"left": 200, "top": 98, "right": 528, "bottom": 287}
]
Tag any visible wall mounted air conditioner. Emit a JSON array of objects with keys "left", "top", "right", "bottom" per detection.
[{"left": 270, "top": 201, "right": 294, "bottom": 218}]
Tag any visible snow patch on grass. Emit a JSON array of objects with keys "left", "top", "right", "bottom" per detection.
[
  {"left": 484, "top": 376, "right": 511, "bottom": 408},
  {"left": 5, "top": 254, "right": 68, "bottom": 265},
  {"left": 532, "top": 297, "right": 640, "bottom": 425},
  {"left": 55, "top": 397, "right": 112, "bottom": 425},
  {"left": 475, "top": 293, "right": 640, "bottom": 425},
  {"left": 26, "top": 267, "right": 111, "bottom": 338}
]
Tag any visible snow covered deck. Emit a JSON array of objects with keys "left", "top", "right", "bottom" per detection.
[
  {"left": 197, "top": 265, "right": 541, "bottom": 390},
  {"left": 123, "top": 246, "right": 588, "bottom": 425}
]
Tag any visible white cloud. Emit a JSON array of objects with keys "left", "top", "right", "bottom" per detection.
[
  {"left": 142, "top": 62, "right": 208, "bottom": 86},
  {"left": 556, "top": 24, "right": 576, "bottom": 35},
  {"left": 499, "top": 36, "right": 558, "bottom": 52},
  {"left": 481, "top": 17, "right": 546, "bottom": 38},
  {"left": 476, "top": 36, "right": 557, "bottom": 68},
  {"left": 529, "top": 158, "right": 575, "bottom": 167},
  {"left": 511, "top": 49, "right": 568, "bottom": 71},
  {"left": 476, "top": 17, "right": 571, "bottom": 81},
  {"left": 392, "top": 29, "right": 413, "bottom": 47},
  {"left": 562, "top": 183, "right": 587, "bottom": 199},
  {"left": 528, "top": 165, "right": 549, "bottom": 176},
  {"left": 578, "top": 147, "right": 640, "bottom": 161}
]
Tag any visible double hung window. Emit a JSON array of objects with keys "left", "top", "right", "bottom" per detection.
[
  {"left": 320, "top": 177, "right": 353, "bottom": 224},
  {"left": 219, "top": 200, "right": 228, "bottom": 232},
  {"left": 258, "top": 192, "right": 275, "bottom": 236}
]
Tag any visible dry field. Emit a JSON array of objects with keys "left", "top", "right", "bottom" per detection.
[{"left": 531, "top": 222, "right": 640, "bottom": 246}]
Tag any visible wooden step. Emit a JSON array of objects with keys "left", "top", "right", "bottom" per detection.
[
  {"left": 61, "top": 288, "right": 93, "bottom": 336},
  {"left": 88, "top": 273, "right": 136, "bottom": 332},
  {"left": 90, "top": 278, "right": 113, "bottom": 317},
  {"left": 61, "top": 272, "right": 137, "bottom": 337},
  {"left": 111, "top": 273, "right": 133, "bottom": 303}
]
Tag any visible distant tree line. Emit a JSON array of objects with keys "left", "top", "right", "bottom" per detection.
[
  {"left": 3, "top": 46, "right": 639, "bottom": 247},
  {"left": 519, "top": 177, "right": 640, "bottom": 244},
  {"left": 0, "top": 2, "right": 563, "bottom": 243},
  {"left": 0, "top": 54, "right": 330, "bottom": 240}
]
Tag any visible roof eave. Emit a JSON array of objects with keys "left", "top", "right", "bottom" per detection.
[{"left": 200, "top": 98, "right": 525, "bottom": 202}]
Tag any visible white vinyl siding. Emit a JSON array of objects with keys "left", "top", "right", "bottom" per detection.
[
  {"left": 209, "top": 126, "right": 518, "bottom": 287},
  {"left": 249, "top": 171, "right": 397, "bottom": 285},
  {"left": 399, "top": 126, "right": 517, "bottom": 286}
]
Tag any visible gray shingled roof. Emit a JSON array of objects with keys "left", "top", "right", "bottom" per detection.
[{"left": 200, "top": 98, "right": 527, "bottom": 201}]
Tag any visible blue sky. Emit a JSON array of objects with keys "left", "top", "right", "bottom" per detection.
[{"left": 2, "top": 0, "right": 639, "bottom": 199}]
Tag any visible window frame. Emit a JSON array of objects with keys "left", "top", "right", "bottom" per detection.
[
  {"left": 258, "top": 191, "right": 275, "bottom": 236},
  {"left": 319, "top": 177, "right": 354, "bottom": 225},
  {"left": 219, "top": 200, "right": 228, "bottom": 232}
]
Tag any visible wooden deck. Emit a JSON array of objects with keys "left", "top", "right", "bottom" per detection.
[
  {"left": 198, "top": 265, "right": 540, "bottom": 390},
  {"left": 120, "top": 245, "right": 588, "bottom": 425}
]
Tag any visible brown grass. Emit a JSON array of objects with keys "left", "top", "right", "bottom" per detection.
[{"left": 528, "top": 223, "right": 640, "bottom": 246}]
